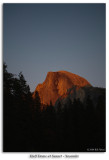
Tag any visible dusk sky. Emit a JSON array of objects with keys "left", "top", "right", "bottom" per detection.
[{"left": 3, "top": 3, "right": 105, "bottom": 92}]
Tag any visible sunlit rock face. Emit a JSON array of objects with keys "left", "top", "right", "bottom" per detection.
[{"left": 33, "top": 71, "right": 91, "bottom": 106}]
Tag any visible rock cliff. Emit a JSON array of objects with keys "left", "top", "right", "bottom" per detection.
[{"left": 33, "top": 71, "right": 91, "bottom": 105}]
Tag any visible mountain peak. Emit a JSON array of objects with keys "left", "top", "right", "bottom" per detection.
[{"left": 33, "top": 71, "right": 91, "bottom": 106}]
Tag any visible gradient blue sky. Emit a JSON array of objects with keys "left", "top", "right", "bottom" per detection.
[{"left": 3, "top": 3, "right": 106, "bottom": 92}]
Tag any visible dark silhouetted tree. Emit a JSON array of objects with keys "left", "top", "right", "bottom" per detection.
[{"left": 3, "top": 63, "right": 33, "bottom": 151}]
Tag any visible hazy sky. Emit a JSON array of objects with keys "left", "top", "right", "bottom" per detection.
[{"left": 3, "top": 3, "right": 106, "bottom": 92}]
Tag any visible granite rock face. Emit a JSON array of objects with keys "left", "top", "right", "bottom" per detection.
[
  {"left": 33, "top": 71, "right": 91, "bottom": 106},
  {"left": 55, "top": 85, "right": 105, "bottom": 110}
]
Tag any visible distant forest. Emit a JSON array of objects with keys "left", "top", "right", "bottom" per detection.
[{"left": 3, "top": 63, "right": 106, "bottom": 152}]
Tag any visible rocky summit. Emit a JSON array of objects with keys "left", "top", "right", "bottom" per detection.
[{"left": 32, "top": 71, "right": 91, "bottom": 106}]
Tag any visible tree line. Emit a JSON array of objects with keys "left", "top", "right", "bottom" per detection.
[{"left": 3, "top": 63, "right": 105, "bottom": 152}]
